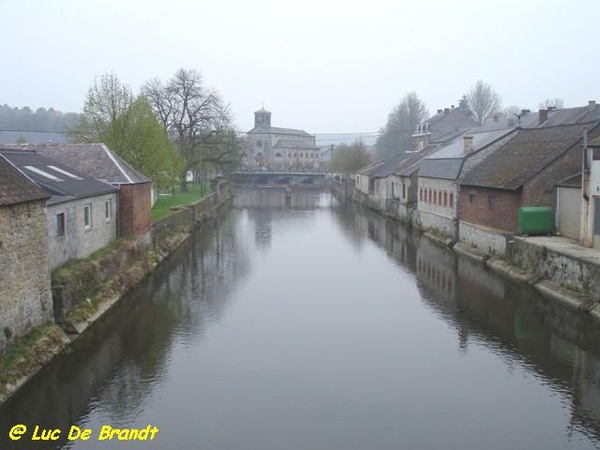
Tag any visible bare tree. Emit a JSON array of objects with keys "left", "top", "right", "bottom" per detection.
[
  {"left": 538, "top": 98, "right": 564, "bottom": 110},
  {"left": 143, "top": 68, "right": 240, "bottom": 189},
  {"left": 375, "top": 91, "right": 428, "bottom": 160},
  {"left": 330, "top": 139, "right": 372, "bottom": 174},
  {"left": 465, "top": 80, "right": 501, "bottom": 125}
]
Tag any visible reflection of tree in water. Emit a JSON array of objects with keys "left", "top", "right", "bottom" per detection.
[
  {"left": 0, "top": 209, "right": 252, "bottom": 450},
  {"left": 333, "top": 198, "right": 600, "bottom": 441}
]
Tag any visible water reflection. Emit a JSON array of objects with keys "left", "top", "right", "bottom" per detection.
[
  {"left": 0, "top": 211, "right": 251, "bottom": 450},
  {"left": 334, "top": 199, "right": 600, "bottom": 443},
  {"left": 1, "top": 190, "right": 600, "bottom": 449}
]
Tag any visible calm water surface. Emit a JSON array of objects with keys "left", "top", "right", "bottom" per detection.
[{"left": 1, "top": 188, "right": 600, "bottom": 450}]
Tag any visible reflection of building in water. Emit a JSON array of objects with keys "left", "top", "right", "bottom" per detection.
[
  {"left": 250, "top": 209, "right": 273, "bottom": 250},
  {"left": 231, "top": 187, "right": 326, "bottom": 211},
  {"left": 340, "top": 201, "right": 600, "bottom": 440},
  {"left": 416, "top": 237, "right": 457, "bottom": 310}
]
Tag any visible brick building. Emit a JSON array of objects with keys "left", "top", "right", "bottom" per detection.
[
  {"left": 459, "top": 122, "right": 600, "bottom": 251},
  {"left": 417, "top": 128, "right": 517, "bottom": 238}
]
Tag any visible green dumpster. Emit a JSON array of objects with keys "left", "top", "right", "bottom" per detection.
[{"left": 517, "top": 206, "right": 554, "bottom": 235}]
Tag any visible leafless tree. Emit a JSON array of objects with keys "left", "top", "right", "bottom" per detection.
[
  {"left": 465, "top": 80, "right": 501, "bottom": 125},
  {"left": 375, "top": 91, "right": 428, "bottom": 160},
  {"left": 538, "top": 98, "right": 564, "bottom": 110},
  {"left": 143, "top": 68, "right": 240, "bottom": 189},
  {"left": 330, "top": 139, "right": 372, "bottom": 174}
]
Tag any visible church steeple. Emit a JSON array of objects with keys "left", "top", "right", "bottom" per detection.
[{"left": 254, "top": 108, "right": 271, "bottom": 128}]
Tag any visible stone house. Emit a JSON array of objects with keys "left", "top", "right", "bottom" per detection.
[
  {"left": 1, "top": 150, "right": 119, "bottom": 270},
  {"left": 459, "top": 122, "right": 600, "bottom": 254},
  {"left": 0, "top": 155, "right": 53, "bottom": 353},
  {"left": 7, "top": 143, "right": 153, "bottom": 243},
  {"left": 354, "top": 161, "right": 386, "bottom": 196},
  {"left": 417, "top": 128, "right": 517, "bottom": 238},
  {"left": 246, "top": 108, "right": 321, "bottom": 172}
]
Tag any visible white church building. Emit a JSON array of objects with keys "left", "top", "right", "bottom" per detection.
[{"left": 245, "top": 108, "right": 321, "bottom": 172}]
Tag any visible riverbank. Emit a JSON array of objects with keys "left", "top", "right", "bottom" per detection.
[
  {"left": 0, "top": 187, "right": 230, "bottom": 404},
  {"left": 332, "top": 183, "right": 600, "bottom": 321}
]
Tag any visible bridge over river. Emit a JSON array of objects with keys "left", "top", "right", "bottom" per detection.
[{"left": 228, "top": 171, "right": 330, "bottom": 186}]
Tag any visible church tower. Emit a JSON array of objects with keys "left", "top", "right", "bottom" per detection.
[{"left": 254, "top": 108, "right": 271, "bottom": 128}]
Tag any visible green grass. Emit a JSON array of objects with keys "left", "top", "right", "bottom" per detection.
[{"left": 151, "top": 183, "right": 210, "bottom": 221}]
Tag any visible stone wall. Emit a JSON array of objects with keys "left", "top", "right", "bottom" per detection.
[
  {"left": 459, "top": 220, "right": 510, "bottom": 256},
  {"left": 508, "top": 236, "right": 600, "bottom": 298},
  {"left": 417, "top": 209, "right": 455, "bottom": 238},
  {"left": 0, "top": 200, "right": 53, "bottom": 353}
]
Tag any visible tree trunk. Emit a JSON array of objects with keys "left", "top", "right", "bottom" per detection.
[{"left": 180, "top": 170, "right": 188, "bottom": 192}]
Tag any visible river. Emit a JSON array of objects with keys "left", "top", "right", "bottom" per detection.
[{"left": 1, "top": 187, "right": 600, "bottom": 450}]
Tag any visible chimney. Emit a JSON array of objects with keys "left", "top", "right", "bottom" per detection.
[
  {"left": 437, "top": 109, "right": 443, "bottom": 114},
  {"left": 589, "top": 100, "right": 596, "bottom": 108},
  {"left": 451, "top": 105, "right": 455, "bottom": 109},
  {"left": 463, "top": 135, "right": 474, "bottom": 154},
  {"left": 444, "top": 108, "right": 450, "bottom": 114},
  {"left": 521, "top": 109, "right": 530, "bottom": 115},
  {"left": 539, "top": 109, "right": 548, "bottom": 125}
]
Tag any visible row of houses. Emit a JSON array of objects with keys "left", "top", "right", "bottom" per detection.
[
  {"left": 354, "top": 101, "right": 600, "bottom": 255},
  {"left": 0, "top": 143, "right": 153, "bottom": 353}
]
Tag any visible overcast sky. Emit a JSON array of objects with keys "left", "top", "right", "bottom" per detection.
[{"left": 1, "top": 0, "right": 598, "bottom": 135}]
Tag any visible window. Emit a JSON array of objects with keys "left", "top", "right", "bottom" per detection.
[
  {"left": 469, "top": 193, "right": 476, "bottom": 204},
  {"left": 419, "top": 188, "right": 423, "bottom": 201},
  {"left": 488, "top": 196, "right": 496, "bottom": 209},
  {"left": 56, "top": 213, "right": 65, "bottom": 237},
  {"left": 428, "top": 189, "right": 432, "bottom": 203},
  {"left": 434, "top": 191, "right": 437, "bottom": 204},
  {"left": 402, "top": 183, "right": 406, "bottom": 200},
  {"left": 105, "top": 199, "right": 112, "bottom": 221},
  {"left": 444, "top": 192, "right": 448, "bottom": 207},
  {"left": 84, "top": 204, "right": 92, "bottom": 230},
  {"left": 47, "top": 165, "right": 83, "bottom": 180},
  {"left": 449, "top": 193, "right": 454, "bottom": 208},
  {"left": 24, "top": 166, "right": 63, "bottom": 182}
]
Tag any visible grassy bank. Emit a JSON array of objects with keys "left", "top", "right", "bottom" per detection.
[{"left": 151, "top": 183, "right": 211, "bottom": 221}]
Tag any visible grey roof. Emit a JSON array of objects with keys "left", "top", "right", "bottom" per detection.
[
  {"left": 369, "top": 153, "right": 412, "bottom": 178},
  {"left": 419, "top": 158, "right": 464, "bottom": 180},
  {"left": 248, "top": 125, "right": 312, "bottom": 137},
  {"left": 2, "top": 143, "right": 151, "bottom": 184},
  {"left": 393, "top": 145, "right": 440, "bottom": 177},
  {"left": 0, "top": 154, "right": 49, "bottom": 206},
  {"left": 540, "top": 104, "right": 600, "bottom": 127},
  {"left": 426, "top": 128, "right": 515, "bottom": 159},
  {"left": 460, "top": 122, "right": 600, "bottom": 190},
  {"left": 477, "top": 111, "right": 539, "bottom": 131},
  {"left": 0, "top": 130, "right": 68, "bottom": 145},
  {"left": 416, "top": 108, "right": 479, "bottom": 144},
  {"left": 273, "top": 139, "right": 319, "bottom": 150},
  {"left": 357, "top": 161, "right": 386, "bottom": 176},
  {"left": 0, "top": 150, "right": 118, "bottom": 205}
]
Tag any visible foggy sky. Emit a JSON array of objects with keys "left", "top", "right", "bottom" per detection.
[{"left": 2, "top": 0, "right": 598, "bottom": 135}]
